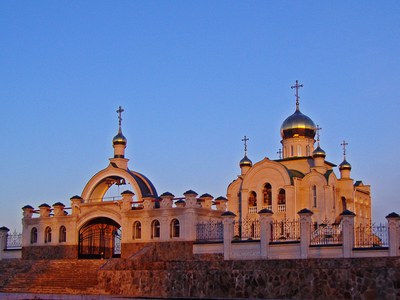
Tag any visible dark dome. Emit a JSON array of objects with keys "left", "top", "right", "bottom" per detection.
[
  {"left": 313, "top": 146, "right": 326, "bottom": 158},
  {"left": 113, "top": 130, "right": 127, "bottom": 145},
  {"left": 240, "top": 155, "right": 253, "bottom": 168},
  {"left": 281, "top": 109, "right": 316, "bottom": 139}
]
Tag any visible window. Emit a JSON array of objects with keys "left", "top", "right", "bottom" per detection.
[
  {"left": 278, "top": 189, "right": 286, "bottom": 205},
  {"left": 298, "top": 145, "right": 302, "bottom": 156},
  {"left": 59, "top": 226, "right": 66, "bottom": 243},
  {"left": 278, "top": 189, "right": 286, "bottom": 212},
  {"left": 133, "top": 221, "right": 141, "bottom": 240},
  {"left": 263, "top": 183, "right": 272, "bottom": 206},
  {"left": 45, "top": 226, "right": 52, "bottom": 243},
  {"left": 312, "top": 185, "right": 317, "bottom": 208},
  {"left": 290, "top": 146, "right": 294, "bottom": 157},
  {"left": 306, "top": 145, "right": 310, "bottom": 156},
  {"left": 151, "top": 220, "right": 160, "bottom": 239},
  {"left": 170, "top": 219, "right": 180, "bottom": 238},
  {"left": 248, "top": 191, "right": 257, "bottom": 207},
  {"left": 30, "top": 227, "right": 37, "bottom": 244}
]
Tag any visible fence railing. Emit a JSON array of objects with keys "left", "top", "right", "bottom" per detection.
[
  {"left": 234, "top": 218, "right": 260, "bottom": 240},
  {"left": 6, "top": 231, "right": 22, "bottom": 249},
  {"left": 311, "top": 222, "right": 342, "bottom": 245},
  {"left": 271, "top": 219, "right": 300, "bottom": 242},
  {"left": 196, "top": 220, "right": 223, "bottom": 242},
  {"left": 354, "top": 223, "right": 388, "bottom": 248}
]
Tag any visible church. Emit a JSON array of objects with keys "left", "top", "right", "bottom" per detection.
[{"left": 19, "top": 81, "right": 372, "bottom": 260}]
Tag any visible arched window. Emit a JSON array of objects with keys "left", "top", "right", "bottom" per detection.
[
  {"left": 263, "top": 183, "right": 272, "bottom": 206},
  {"left": 278, "top": 189, "right": 286, "bottom": 212},
  {"left": 45, "top": 226, "right": 52, "bottom": 243},
  {"left": 30, "top": 227, "right": 37, "bottom": 244},
  {"left": 133, "top": 221, "right": 141, "bottom": 240},
  {"left": 151, "top": 220, "right": 160, "bottom": 239},
  {"left": 341, "top": 197, "right": 347, "bottom": 211},
  {"left": 59, "top": 226, "right": 67, "bottom": 243},
  {"left": 298, "top": 145, "right": 302, "bottom": 156},
  {"left": 248, "top": 191, "right": 257, "bottom": 207},
  {"left": 170, "top": 219, "right": 180, "bottom": 238},
  {"left": 278, "top": 189, "right": 286, "bottom": 205},
  {"left": 312, "top": 185, "right": 317, "bottom": 208},
  {"left": 306, "top": 145, "right": 310, "bottom": 156},
  {"left": 290, "top": 146, "right": 294, "bottom": 157}
]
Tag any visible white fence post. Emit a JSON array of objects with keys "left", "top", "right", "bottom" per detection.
[
  {"left": 386, "top": 212, "right": 400, "bottom": 257},
  {"left": 340, "top": 210, "right": 356, "bottom": 258},
  {"left": 0, "top": 226, "right": 10, "bottom": 260},
  {"left": 259, "top": 209, "right": 273, "bottom": 259},
  {"left": 298, "top": 208, "right": 313, "bottom": 259},
  {"left": 222, "top": 211, "right": 236, "bottom": 260}
]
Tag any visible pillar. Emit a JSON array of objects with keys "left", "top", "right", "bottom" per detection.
[
  {"left": 386, "top": 212, "right": 400, "bottom": 257},
  {"left": 258, "top": 209, "right": 273, "bottom": 259},
  {"left": 0, "top": 227, "right": 9, "bottom": 260},
  {"left": 70, "top": 196, "right": 83, "bottom": 216},
  {"left": 38, "top": 203, "right": 51, "bottom": 218},
  {"left": 121, "top": 190, "right": 134, "bottom": 212},
  {"left": 52, "top": 202, "right": 65, "bottom": 217},
  {"left": 298, "top": 208, "right": 313, "bottom": 259},
  {"left": 160, "top": 192, "right": 174, "bottom": 209},
  {"left": 340, "top": 210, "right": 356, "bottom": 258},
  {"left": 184, "top": 190, "right": 198, "bottom": 208},
  {"left": 222, "top": 211, "right": 236, "bottom": 260}
]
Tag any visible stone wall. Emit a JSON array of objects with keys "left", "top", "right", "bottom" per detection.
[
  {"left": 22, "top": 245, "right": 77, "bottom": 260},
  {"left": 121, "top": 241, "right": 194, "bottom": 260},
  {"left": 98, "top": 256, "right": 400, "bottom": 299}
]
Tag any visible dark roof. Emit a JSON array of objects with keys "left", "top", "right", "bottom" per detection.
[
  {"left": 183, "top": 190, "right": 198, "bottom": 196},
  {"left": 221, "top": 211, "right": 236, "bottom": 217},
  {"left": 0, "top": 226, "right": 9, "bottom": 231},
  {"left": 127, "top": 169, "right": 158, "bottom": 198},
  {"left": 52, "top": 202, "right": 65, "bottom": 207},
  {"left": 297, "top": 208, "right": 313, "bottom": 215},
  {"left": 354, "top": 181, "right": 363, "bottom": 187},
  {"left": 39, "top": 203, "right": 51, "bottom": 208},
  {"left": 121, "top": 190, "right": 134, "bottom": 195},
  {"left": 22, "top": 205, "right": 34, "bottom": 210},
  {"left": 258, "top": 208, "right": 274, "bottom": 214},
  {"left": 340, "top": 209, "right": 356, "bottom": 216},
  {"left": 160, "top": 192, "right": 175, "bottom": 197},
  {"left": 386, "top": 212, "right": 400, "bottom": 219},
  {"left": 324, "top": 169, "right": 334, "bottom": 182},
  {"left": 70, "top": 195, "right": 83, "bottom": 200},
  {"left": 215, "top": 196, "right": 228, "bottom": 201},
  {"left": 199, "top": 193, "right": 213, "bottom": 198}
]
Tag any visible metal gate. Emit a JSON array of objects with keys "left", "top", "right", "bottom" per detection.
[{"left": 78, "top": 217, "right": 121, "bottom": 259}]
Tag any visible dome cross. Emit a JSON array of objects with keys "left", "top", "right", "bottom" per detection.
[
  {"left": 341, "top": 140, "right": 348, "bottom": 158},
  {"left": 116, "top": 106, "right": 124, "bottom": 131},
  {"left": 316, "top": 125, "right": 322, "bottom": 145},
  {"left": 242, "top": 135, "right": 249, "bottom": 156},
  {"left": 277, "top": 148, "right": 282, "bottom": 159},
  {"left": 291, "top": 80, "right": 303, "bottom": 110}
]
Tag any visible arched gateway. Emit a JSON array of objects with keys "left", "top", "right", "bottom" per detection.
[{"left": 78, "top": 217, "right": 121, "bottom": 259}]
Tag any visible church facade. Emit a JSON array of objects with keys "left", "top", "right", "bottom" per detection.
[{"left": 20, "top": 82, "right": 372, "bottom": 260}]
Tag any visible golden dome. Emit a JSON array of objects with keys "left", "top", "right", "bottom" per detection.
[
  {"left": 281, "top": 108, "right": 316, "bottom": 139},
  {"left": 240, "top": 155, "right": 253, "bottom": 168},
  {"left": 313, "top": 146, "right": 326, "bottom": 158},
  {"left": 113, "top": 130, "right": 127, "bottom": 145},
  {"left": 339, "top": 159, "right": 352, "bottom": 170}
]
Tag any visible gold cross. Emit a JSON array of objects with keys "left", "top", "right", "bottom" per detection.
[
  {"left": 116, "top": 106, "right": 124, "bottom": 129},
  {"left": 291, "top": 80, "right": 303, "bottom": 110},
  {"left": 242, "top": 136, "right": 249, "bottom": 155}
]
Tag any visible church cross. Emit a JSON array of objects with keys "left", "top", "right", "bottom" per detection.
[
  {"left": 116, "top": 106, "right": 124, "bottom": 129},
  {"left": 291, "top": 80, "right": 303, "bottom": 110},
  {"left": 242, "top": 136, "right": 249, "bottom": 156},
  {"left": 277, "top": 148, "right": 282, "bottom": 159},
  {"left": 341, "top": 140, "right": 348, "bottom": 157},
  {"left": 316, "top": 125, "right": 322, "bottom": 145}
]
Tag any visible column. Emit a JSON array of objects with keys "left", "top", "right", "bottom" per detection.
[
  {"left": 0, "top": 227, "right": 9, "bottom": 260},
  {"left": 386, "top": 212, "right": 400, "bottom": 257},
  {"left": 298, "top": 208, "right": 313, "bottom": 259},
  {"left": 222, "top": 211, "right": 236, "bottom": 260},
  {"left": 258, "top": 209, "right": 273, "bottom": 259},
  {"left": 340, "top": 210, "right": 356, "bottom": 258}
]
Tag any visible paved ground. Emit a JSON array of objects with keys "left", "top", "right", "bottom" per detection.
[{"left": 0, "top": 294, "right": 154, "bottom": 300}]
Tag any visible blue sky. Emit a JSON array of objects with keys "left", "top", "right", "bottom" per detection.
[{"left": 1, "top": 1, "right": 399, "bottom": 231}]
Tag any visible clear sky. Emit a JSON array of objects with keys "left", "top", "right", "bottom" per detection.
[{"left": 1, "top": 1, "right": 399, "bottom": 231}]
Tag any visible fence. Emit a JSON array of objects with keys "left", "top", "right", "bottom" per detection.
[
  {"left": 271, "top": 219, "right": 300, "bottom": 242},
  {"left": 196, "top": 220, "right": 223, "bottom": 242},
  {"left": 354, "top": 223, "right": 388, "bottom": 248},
  {"left": 6, "top": 231, "right": 22, "bottom": 249},
  {"left": 310, "top": 221, "right": 342, "bottom": 246}
]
